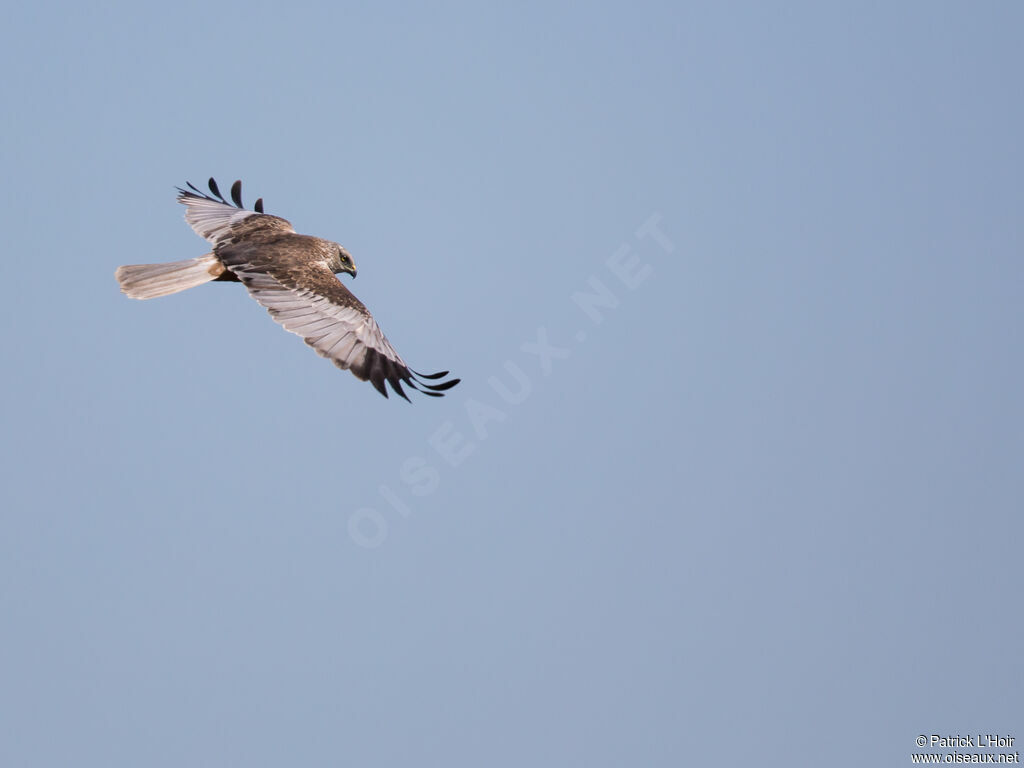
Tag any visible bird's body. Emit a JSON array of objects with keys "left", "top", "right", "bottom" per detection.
[{"left": 115, "top": 178, "right": 459, "bottom": 400}]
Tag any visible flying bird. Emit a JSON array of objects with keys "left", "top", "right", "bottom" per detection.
[{"left": 116, "top": 178, "right": 459, "bottom": 400}]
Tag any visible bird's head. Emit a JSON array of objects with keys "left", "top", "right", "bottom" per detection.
[{"left": 336, "top": 244, "right": 357, "bottom": 278}]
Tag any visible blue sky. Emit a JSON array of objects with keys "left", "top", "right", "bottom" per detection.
[{"left": 2, "top": 3, "right": 1022, "bottom": 766}]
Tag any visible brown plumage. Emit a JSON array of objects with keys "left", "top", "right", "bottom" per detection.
[{"left": 115, "top": 178, "right": 459, "bottom": 400}]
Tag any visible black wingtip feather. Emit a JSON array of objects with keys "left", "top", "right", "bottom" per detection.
[
  {"left": 407, "top": 376, "right": 456, "bottom": 397},
  {"left": 180, "top": 177, "right": 265, "bottom": 213},
  {"left": 370, "top": 375, "right": 389, "bottom": 398},
  {"left": 419, "top": 378, "right": 460, "bottom": 392},
  {"left": 389, "top": 375, "right": 411, "bottom": 402},
  {"left": 407, "top": 379, "right": 445, "bottom": 397},
  {"left": 409, "top": 367, "right": 460, "bottom": 391},
  {"left": 411, "top": 369, "right": 450, "bottom": 379}
]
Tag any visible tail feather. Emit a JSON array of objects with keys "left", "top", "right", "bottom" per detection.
[{"left": 116, "top": 255, "right": 224, "bottom": 299}]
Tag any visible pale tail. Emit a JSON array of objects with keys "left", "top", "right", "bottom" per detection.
[{"left": 115, "top": 255, "right": 225, "bottom": 299}]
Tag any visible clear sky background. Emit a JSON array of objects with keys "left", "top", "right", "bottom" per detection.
[{"left": 1, "top": 3, "right": 1021, "bottom": 766}]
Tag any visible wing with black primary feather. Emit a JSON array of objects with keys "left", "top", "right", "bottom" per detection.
[
  {"left": 217, "top": 241, "right": 460, "bottom": 400},
  {"left": 176, "top": 177, "right": 291, "bottom": 247}
]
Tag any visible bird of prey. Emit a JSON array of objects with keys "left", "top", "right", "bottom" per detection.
[{"left": 116, "top": 178, "right": 459, "bottom": 400}]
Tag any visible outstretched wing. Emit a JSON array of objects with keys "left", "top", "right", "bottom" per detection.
[
  {"left": 217, "top": 242, "right": 460, "bottom": 400},
  {"left": 177, "top": 178, "right": 294, "bottom": 247}
]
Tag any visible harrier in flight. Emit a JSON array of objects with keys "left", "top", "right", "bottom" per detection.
[{"left": 116, "top": 178, "right": 459, "bottom": 400}]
